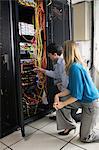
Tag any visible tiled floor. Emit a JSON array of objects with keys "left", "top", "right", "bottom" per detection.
[{"left": 0, "top": 113, "right": 99, "bottom": 150}]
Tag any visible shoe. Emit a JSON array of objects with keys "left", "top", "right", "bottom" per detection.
[
  {"left": 49, "top": 116, "right": 56, "bottom": 120},
  {"left": 74, "top": 113, "right": 81, "bottom": 123},
  {"left": 58, "top": 127, "right": 76, "bottom": 135}
]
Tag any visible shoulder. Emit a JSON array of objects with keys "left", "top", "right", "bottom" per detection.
[
  {"left": 71, "top": 63, "right": 82, "bottom": 70},
  {"left": 70, "top": 63, "right": 83, "bottom": 74},
  {"left": 57, "top": 57, "right": 65, "bottom": 65}
]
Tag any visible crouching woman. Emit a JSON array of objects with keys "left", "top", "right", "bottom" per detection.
[{"left": 54, "top": 40, "right": 99, "bottom": 143}]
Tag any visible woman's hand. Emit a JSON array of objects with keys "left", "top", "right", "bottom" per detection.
[
  {"left": 53, "top": 101, "right": 65, "bottom": 110},
  {"left": 56, "top": 97, "right": 77, "bottom": 110},
  {"left": 53, "top": 102, "right": 58, "bottom": 110},
  {"left": 56, "top": 101, "right": 65, "bottom": 109},
  {"left": 53, "top": 94, "right": 66, "bottom": 110}
]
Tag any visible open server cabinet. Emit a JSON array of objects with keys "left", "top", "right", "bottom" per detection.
[{"left": 0, "top": 0, "right": 70, "bottom": 138}]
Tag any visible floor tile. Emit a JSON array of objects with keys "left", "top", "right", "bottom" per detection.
[
  {"left": 0, "top": 142, "right": 7, "bottom": 150},
  {"left": 61, "top": 143, "right": 85, "bottom": 150},
  {"left": 40, "top": 121, "right": 80, "bottom": 142},
  {"left": 28, "top": 116, "right": 53, "bottom": 129},
  {"left": 10, "top": 130, "right": 66, "bottom": 150},
  {"left": 0, "top": 126, "right": 36, "bottom": 146},
  {"left": 24, "top": 125, "right": 37, "bottom": 137},
  {"left": 71, "top": 135, "right": 99, "bottom": 150}
]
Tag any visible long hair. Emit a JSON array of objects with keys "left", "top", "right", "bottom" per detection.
[{"left": 63, "top": 41, "right": 86, "bottom": 73}]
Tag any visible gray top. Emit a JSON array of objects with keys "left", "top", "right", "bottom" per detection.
[{"left": 45, "top": 57, "right": 69, "bottom": 91}]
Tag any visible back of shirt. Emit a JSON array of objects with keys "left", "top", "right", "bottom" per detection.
[{"left": 68, "top": 63, "right": 99, "bottom": 103}]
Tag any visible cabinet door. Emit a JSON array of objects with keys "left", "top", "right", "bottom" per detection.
[
  {"left": 0, "top": 0, "right": 25, "bottom": 137},
  {"left": 0, "top": 0, "right": 19, "bottom": 137},
  {"left": 47, "top": 0, "right": 70, "bottom": 45}
]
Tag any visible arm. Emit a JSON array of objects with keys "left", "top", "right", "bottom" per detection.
[
  {"left": 45, "top": 70, "right": 56, "bottom": 78},
  {"left": 54, "top": 96, "right": 77, "bottom": 110},
  {"left": 53, "top": 89, "right": 70, "bottom": 109},
  {"left": 33, "top": 67, "right": 57, "bottom": 78},
  {"left": 33, "top": 67, "right": 46, "bottom": 74},
  {"left": 33, "top": 58, "right": 66, "bottom": 80},
  {"left": 55, "top": 89, "right": 70, "bottom": 98},
  {"left": 54, "top": 64, "right": 84, "bottom": 110}
]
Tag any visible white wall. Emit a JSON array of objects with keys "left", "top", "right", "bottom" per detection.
[
  {"left": 73, "top": 1, "right": 91, "bottom": 41},
  {"left": 94, "top": 0, "right": 99, "bottom": 88},
  {"left": 70, "top": 0, "right": 92, "bottom": 4}
]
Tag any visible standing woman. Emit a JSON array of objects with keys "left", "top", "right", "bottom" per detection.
[{"left": 54, "top": 41, "right": 99, "bottom": 143}]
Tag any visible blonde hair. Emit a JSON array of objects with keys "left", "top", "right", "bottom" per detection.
[{"left": 63, "top": 40, "right": 86, "bottom": 73}]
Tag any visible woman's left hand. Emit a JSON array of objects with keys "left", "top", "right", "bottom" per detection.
[{"left": 56, "top": 101, "right": 65, "bottom": 109}]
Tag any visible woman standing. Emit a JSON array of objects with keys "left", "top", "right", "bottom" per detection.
[{"left": 54, "top": 41, "right": 99, "bottom": 143}]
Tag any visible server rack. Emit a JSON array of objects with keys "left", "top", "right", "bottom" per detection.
[
  {"left": 46, "top": 0, "right": 70, "bottom": 45},
  {"left": 0, "top": 0, "right": 70, "bottom": 138},
  {"left": 16, "top": 0, "right": 49, "bottom": 126}
]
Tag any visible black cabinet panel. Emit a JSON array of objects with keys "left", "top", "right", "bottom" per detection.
[
  {"left": 0, "top": 0, "right": 18, "bottom": 138},
  {"left": 47, "top": 0, "right": 70, "bottom": 45}
]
